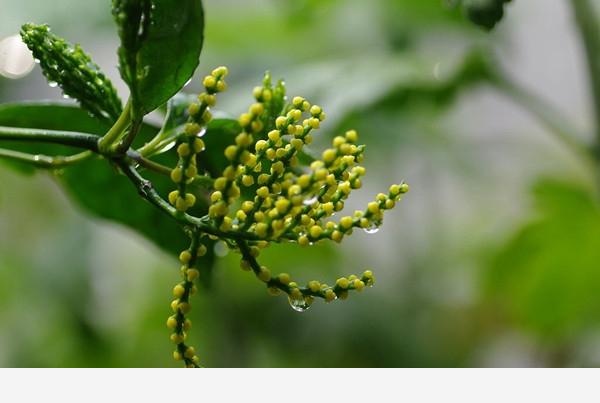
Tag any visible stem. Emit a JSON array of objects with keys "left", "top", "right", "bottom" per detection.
[
  {"left": 126, "top": 150, "right": 174, "bottom": 176},
  {"left": 0, "top": 149, "right": 91, "bottom": 169},
  {"left": 0, "top": 126, "right": 99, "bottom": 151},
  {"left": 493, "top": 77, "right": 600, "bottom": 179},
  {"left": 572, "top": 0, "right": 600, "bottom": 147},
  {"left": 98, "top": 99, "right": 132, "bottom": 152},
  {"left": 115, "top": 160, "right": 259, "bottom": 241},
  {"left": 113, "top": 117, "right": 142, "bottom": 154}
]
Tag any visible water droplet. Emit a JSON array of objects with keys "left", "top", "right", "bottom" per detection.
[
  {"left": 288, "top": 296, "right": 311, "bottom": 312},
  {"left": 214, "top": 241, "right": 229, "bottom": 257},
  {"left": 303, "top": 196, "right": 318, "bottom": 206},
  {"left": 363, "top": 223, "right": 380, "bottom": 234},
  {"left": 62, "top": 94, "right": 71, "bottom": 99},
  {"left": 48, "top": 81, "right": 58, "bottom": 88},
  {"left": 196, "top": 127, "right": 207, "bottom": 138},
  {"left": 156, "top": 141, "right": 176, "bottom": 154}
]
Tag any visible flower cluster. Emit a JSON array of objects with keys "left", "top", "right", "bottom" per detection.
[
  {"left": 168, "top": 66, "right": 228, "bottom": 213},
  {"left": 166, "top": 68, "right": 408, "bottom": 367}
]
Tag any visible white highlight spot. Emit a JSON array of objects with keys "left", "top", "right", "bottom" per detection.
[{"left": 0, "top": 34, "right": 35, "bottom": 79}]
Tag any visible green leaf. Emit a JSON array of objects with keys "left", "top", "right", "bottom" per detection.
[
  {"left": 485, "top": 179, "right": 600, "bottom": 341},
  {"left": 0, "top": 103, "right": 214, "bottom": 270},
  {"left": 20, "top": 24, "right": 123, "bottom": 121},
  {"left": 112, "top": 0, "right": 205, "bottom": 116}
]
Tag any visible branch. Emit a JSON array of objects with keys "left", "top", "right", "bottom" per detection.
[
  {"left": 115, "top": 160, "right": 259, "bottom": 241},
  {"left": 0, "top": 148, "right": 91, "bottom": 168},
  {"left": 0, "top": 126, "right": 99, "bottom": 151},
  {"left": 236, "top": 238, "right": 373, "bottom": 304},
  {"left": 492, "top": 76, "right": 600, "bottom": 177},
  {"left": 572, "top": 0, "right": 600, "bottom": 146}
]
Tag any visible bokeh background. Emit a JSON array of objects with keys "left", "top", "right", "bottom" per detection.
[{"left": 2, "top": 0, "right": 600, "bottom": 367}]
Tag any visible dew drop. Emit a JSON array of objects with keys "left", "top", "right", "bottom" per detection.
[
  {"left": 156, "top": 141, "right": 176, "bottom": 154},
  {"left": 303, "top": 196, "right": 318, "bottom": 206},
  {"left": 214, "top": 241, "right": 229, "bottom": 257},
  {"left": 288, "top": 296, "right": 311, "bottom": 312},
  {"left": 363, "top": 224, "right": 380, "bottom": 234},
  {"left": 196, "top": 127, "right": 207, "bottom": 138},
  {"left": 48, "top": 81, "right": 58, "bottom": 88}
]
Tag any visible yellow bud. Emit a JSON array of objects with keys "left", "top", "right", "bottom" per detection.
[
  {"left": 179, "top": 250, "right": 192, "bottom": 264},
  {"left": 184, "top": 346, "right": 196, "bottom": 359},
  {"left": 177, "top": 143, "right": 191, "bottom": 157},
  {"left": 188, "top": 103, "right": 201, "bottom": 116},
  {"left": 275, "top": 116, "right": 287, "bottom": 129},
  {"left": 210, "top": 191, "right": 222, "bottom": 203},
  {"left": 331, "top": 230, "right": 343, "bottom": 243},
  {"left": 214, "top": 177, "right": 228, "bottom": 191},
  {"left": 203, "top": 94, "right": 216, "bottom": 106},
  {"left": 173, "top": 284, "right": 186, "bottom": 298},
  {"left": 168, "top": 190, "right": 179, "bottom": 205},
  {"left": 183, "top": 319, "right": 192, "bottom": 331},
  {"left": 268, "top": 287, "right": 281, "bottom": 296},
  {"left": 310, "top": 105, "right": 322, "bottom": 116},
  {"left": 275, "top": 198, "right": 290, "bottom": 214},
  {"left": 170, "top": 333, "right": 184, "bottom": 344},
  {"left": 185, "top": 122, "right": 201, "bottom": 136},
  {"left": 258, "top": 266, "right": 271, "bottom": 282},
  {"left": 277, "top": 273, "right": 291, "bottom": 285},
  {"left": 185, "top": 165, "right": 197, "bottom": 179},
  {"left": 173, "top": 351, "right": 183, "bottom": 361},
  {"left": 254, "top": 211, "right": 265, "bottom": 222},
  {"left": 187, "top": 269, "right": 200, "bottom": 282},
  {"left": 345, "top": 130, "right": 358, "bottom": 143},
  {"left": 178, "top": 302, "right": 191, "bottom": 314},
  {"left": 216, "top": 80, "right": 227, "bottom": 92},
  {"left": 257, "top": 186, "right": 270, "bottom": 199},
  {"left": 336, "top": 277, "right": 349, "bottom": 289},
  {"left": 255, "top": 223, "right": 268, "bottom": 238},
  {"left": 353, "top": 279, "right": 365, "bottom": 291},
  {"left": 290, "top": 288, "right": 302, "bottom": 299},
  {"left": 290, "top": 109, "right": 302, "bottom": 121},
  {"left": 166, "top": 316, "right": 178, "bottom": 329},
  {"left": 240, "top": 259, "right": 252, "bottom": 271},
  {"left": 255, "top": 140, "right": 268, "bottom": 153},
  {"left": 367, "top": 202, "right": 380, "bottom": 214},
  {"left": 241, "top": 201, "right": 254, "bottom": 213},
  {"left": 212, "top": 66, "right": 229, "bottom": 77},
  {"left": 198, "top": 244, "right": 207, "bottom": 256},
  {"left": 185, "top": 193, "right": 196, "bottom": 207},
  {"left": 170, "top": 168, "right": 183, "bottom": 183},
  {"left": 292, "top": 96, "right": 304, "bottom": 107},
  {"left": 325, "top": 289, "right": 336, "bottom": 302},
  {"left": 193, "top": 139, "right": 205, "bottom": 153},
  {"left": 309, "top": 225, "right": 323, "bottom": 239},
  {"left": 224, "top": 145, "right": 238, "bottom": 161},
  {"left": 339, "top": 216, "right": 354, "bottom": 230},
  {"left": 332, "top": 136, "right": 345, "bottom": 148},
  {"left": 298, "top": 235, "right": 310, "bottom": 247},
  {"left": 308, "top": 280, "right": 321, "bottom": 293},
  {"left": 175, "top": 197, "right": 188, "bottom": 212},
  {"left": 239, "top": 113, "right": 252, "bottom": 127}
]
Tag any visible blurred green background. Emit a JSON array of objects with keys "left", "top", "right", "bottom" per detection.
[{"left": 2, "top": 0, "right": 600, "bottom": 367}]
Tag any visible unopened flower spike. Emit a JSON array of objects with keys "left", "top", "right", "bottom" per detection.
[{"left": 169, "top": 67, "right": 228, "bottom": 213}]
